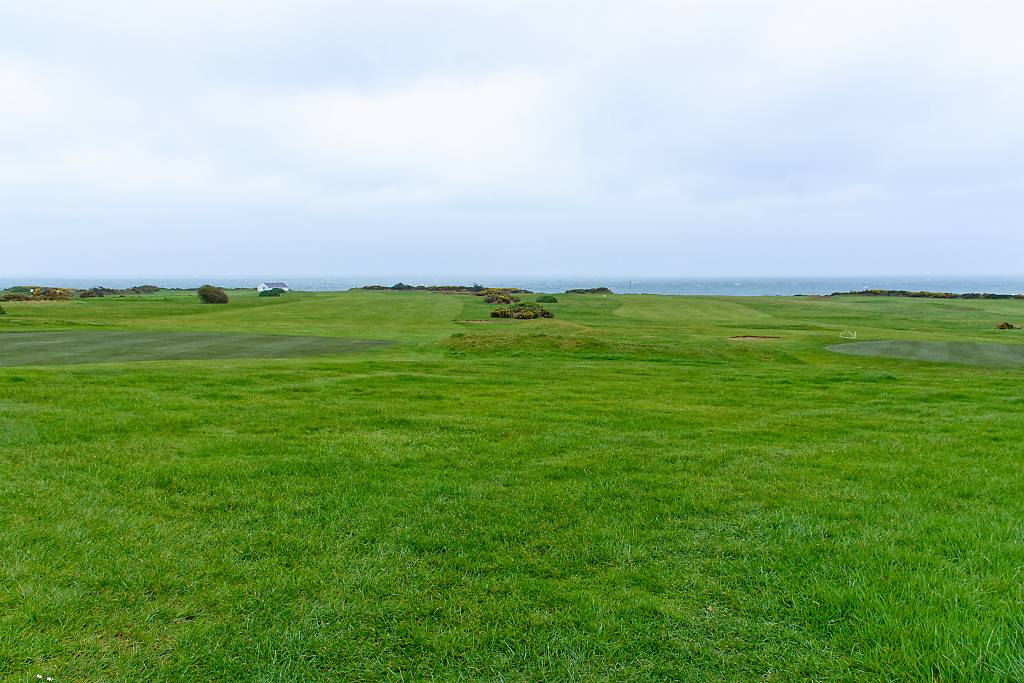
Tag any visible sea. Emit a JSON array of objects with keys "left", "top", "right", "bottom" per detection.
[{"left": 3, "top": 276, "right": 1024, "bottom": 297}]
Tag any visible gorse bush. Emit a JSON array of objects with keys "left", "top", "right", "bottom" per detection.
[
  {"left": 259, "top": 288, "right": 285, "bottom": 298},
  {"left": 490, "top": 302, "right": 554, "bottom": 319},
  {"left": 483, "top": 293, "right": 520, "bottom": 304},
  {"left": 0, "top": 293, "right": 30, "bottom": 302},
  {"left": 31, "top": 287, "right": 74, "bottom": 301},
  {"left": 535, "top": 295, "right": 558, "bottom": 303},
  {"left": 198, "top": 285, "right": 229, "bottom": 304}
]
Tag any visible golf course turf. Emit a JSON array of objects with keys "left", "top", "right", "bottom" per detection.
[
  {"left": 1, "top": 289, "right": 1022, "bottom": 680},
  {"left": 0, "top": 331, "right": 388, "bottom": 367},
  {"left": 829, "top": 339, "right": 1024, "bottom": 367}
]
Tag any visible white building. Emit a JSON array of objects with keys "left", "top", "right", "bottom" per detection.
[{"left": 257, "top": 282, "right": 290, "bottom": 292}]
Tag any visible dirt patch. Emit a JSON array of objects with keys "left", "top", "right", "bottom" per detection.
[{"left": 730, "top": 335, "right": 781, "bottom": 340}]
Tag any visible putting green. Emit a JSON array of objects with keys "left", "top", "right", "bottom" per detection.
[
  {"left": 828, "top": 339, "right": 1024, "bottom": 367},
  {"left": 0, "top": 331, "right": 389, "bottom": 367}
]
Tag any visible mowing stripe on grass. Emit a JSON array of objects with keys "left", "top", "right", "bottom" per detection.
[
  {"left": 828, "top": 340, "right": 1024, "bottom": 367},
  {"left": 0, "top": 331, "right": 390, "bottom": 366}
]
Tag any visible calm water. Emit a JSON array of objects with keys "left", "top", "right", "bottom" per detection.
[{"left": 3, "top": 276, "right": 1024, "bottom": 296}]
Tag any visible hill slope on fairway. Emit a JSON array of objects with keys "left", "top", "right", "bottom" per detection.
[{"left": 1, "top": 290, "right": 1022, "bottom": 680}]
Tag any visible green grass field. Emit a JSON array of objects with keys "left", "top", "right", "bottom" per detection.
[
  {"left": 829, "top": 339, "right": 1024, "bottom": 367},
  {"left": 2, "top": 290, "right": 1023, "bottom": 680}
]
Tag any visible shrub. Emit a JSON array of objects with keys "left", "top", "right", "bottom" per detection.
[
  {"left": 483, "top": 293, "right": 520, "bottom": 304},
  {"left": 0, "top": 304, "right": 5, "bottom": 315},
  {"left": 565, "top": 287, "right": 612, "bottom": 294},
  {"left": 997, "top": 322, "right": 1016, "bottom": 329},
  {"left": 535, "top": 294, "right": 558, "bottom": 303},
  {"left": 259, "top": 288, "right": 285, "bottom": 297},
  {"left": 490, "top": 302, "right": 554, "bottom": 319},
  {"left": 833, "top": 289, "right": 1024, "bottom": 300},
  {"left": 77, "top": 285, "right": 159, "bottom": 298},
  {"left": 31, "top": 287, "right": 74, "bottom": 301},
  {"left": 198, "top": 284, "right": 229, "bottom": 304},
  {"left": 0, "top": 293, "right": 30, "bottom": 302}
]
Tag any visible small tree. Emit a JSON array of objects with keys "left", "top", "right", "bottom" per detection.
[{"left": 198, "top": 284, "right": 229, "bottom": 304}]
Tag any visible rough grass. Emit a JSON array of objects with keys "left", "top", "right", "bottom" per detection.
[{"left": 1, "top": 291, "right": 1023, "bottom": 680}]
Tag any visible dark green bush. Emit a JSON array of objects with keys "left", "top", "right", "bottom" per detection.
[
  {"left": 997, "top": 322, "right": 1016, "bottom": 329},
  {"left": 0, "top": 304, "right": 5, "bottom": 315},
  {"left": 565, "top": 287, "right": 612, "bottom": 294},
  {"left": 535, "top": 294, "right": 558, "bottom": 303},
  {"left": 198, "top": 285, "right": 229, "bottom": 304},
  {"left": 259, "top": 288, "right": 285, "bottom": 298},
  {"left": 490, "top": 302, "right": 554, "bottom": 319}
]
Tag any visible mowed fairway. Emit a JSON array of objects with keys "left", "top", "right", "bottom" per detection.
[
  {"left": 1, "top": 290, "right": 1023, "bottom": 680},
  {"left": 0, "top": 331, "right": 387, "bottom": 367},
  {"left": 830, "top": 339, "right": 1024, "bottom": 367}
]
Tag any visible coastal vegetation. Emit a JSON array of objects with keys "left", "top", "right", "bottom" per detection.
[
  {"left": 489, "top": 301, "right": 554, "bottom": 319},
  {"left": 832, "top": 288, "right": 1024, "bottom": 299},
  {"left": 565, "top": 286, "right": 613, "bottom": 294},
  {"left": 482, "top": 292, "right": 520, "bottom": 304},
  {"left": 78, "top": 284, "right": 160, "bottom": 298},
  {"left": 360, "top": 283, "right": 534, "bottom": 295},
  {"left": 197, "top": 284, "right": 229, "bottom": 304}
]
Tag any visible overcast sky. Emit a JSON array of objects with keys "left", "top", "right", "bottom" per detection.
[{"left": 3, "top": 1, "right": 1022, "bottom": 279}]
